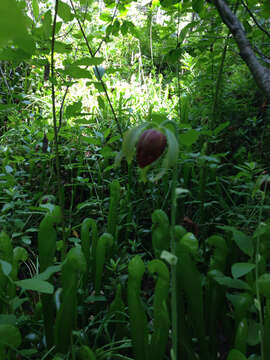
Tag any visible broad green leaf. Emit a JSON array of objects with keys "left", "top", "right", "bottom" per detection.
[
  {"left": 0, "top": 0, "right": 35, "bottom": 54},
  {"left": 179, "top": 23, "right": 193, "bottom": 44},
  {"left": 54, "top": 41, "right": 73, "bottom": 54},
  {"left": 0, "top": 260, "right": 12, "bottom": 276},
  {"left": 66, "top": 100, "right": 82, "bottom": 118},
  {"left": 0, "top": 324, "right": 21, "bottom": 348},
  {"left": 218, "top": 226, "right": 254, "bottom": 257},
  {"left": 263, "top": 2, "right": 270, "bottom": 17},
  {"left": 58, "top": 1, "right": 74, "bottom": 22},
  {"left": 247, "top": 320, "right": 260, "bottom": 346},
  {"left": 100, "top": 12, "right": 113, "bottom": 22},
  {"left": 180, "top": 129, "right": 199, "bottom": 147},
  {"left": 226, "top": 349, "right": 247, "bottom": 360},
  {"left": 36, "top": 265, "right": 62, "bottom": 281},
  {"left": 231, "top": 262, "right": 255, "bottom": 279},
  {"left": 32, "top": 0, "right": 39, "bottom": 21},
  {"left": 192, "top": 0, "right": 203, "bottom": 13},
  {"left": 160, "top": 0, "right": 179, "bottom": 8},
  {"left": 74, "top": 57, "right": 104, "bottom": 66},
  {"left": 208, "top": 270, "right": 251, "bottom": 290},
  {"left": 42, "top": 10, "right": 52, "bottom": 38},
  {"left": 13, "top": 247, "right": 28, "bottom": 263},
  {"left": 15, "top": 278, "right": 54, "bottom": 294},
  {"left": 0, "top": 48, "right": 31, "bottom": 61},
  {"left": 93, "top": 82, "right": 106, "bottom": 91},
  {"left": 63, "top": 66, "right": 92, "bottom": 78},
  {"left": 258, "top": 273, "right": 270, "bottom": 298},
  {"left": 0, "top": 104, "right": 16, "bottom": 111}
]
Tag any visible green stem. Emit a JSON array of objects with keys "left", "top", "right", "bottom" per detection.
[
  {"left": 51, "top": 0, "right": 66, "bottom": 258},
  {"left": 170, "top": 164, "right": 178, "bottom": 360}
]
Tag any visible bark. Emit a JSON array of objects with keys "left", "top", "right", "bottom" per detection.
[{"left": 214, "top": 0, "right": 270, "bottom": 100}]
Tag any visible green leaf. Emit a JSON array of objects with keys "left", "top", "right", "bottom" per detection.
[
  {"left": 258, "top": 273, "right": 270, "bottom": 298},
  {"left": 247, "top": 320, "right": 260, "bottom": 346},
  {"left": 0, "top": 48, "right": 30, "bottom": 61},
  {"left": 0, "top": 260, "right": 12, "bottom": 276},
  {"left": 66, "top": 100, "right": 82, "bottom": 118},
  {"left": 15, "top": 278, "right": 54, "bottom": 294},
  {"left": 63, "top": 66, "right": 92, "bottom": 78},
  {"left": 54, "top": 41, "right": 73, "bottom": 54},
  {"left": 93, "top": 82, "right": 106, "bottom": 91},
  {"left": 208, "top": 270, "right": 251, "bottom": 290},
  {"left": 42, "top": 10, "right": 52, "bottom": 38},
  {"left": 179, "top": 23, "right": 193, "bottom": 44},
  {"left": 0, "top": 324, "right": 21, "bottom": 348},
  {"left": 231, "top": 263, "right": 255, "bottom": 279},
  {"left": 13, "top": 247, "right": 28, "bottom": 263},
  {"left": 74, "top": 57, "right": 104, "bottom": 66},
  {"left": 226, "top": 349, "right": 247, "bottom": 360},
  {"left": 36, "top": 265, "right": 62, "bottom": 281},
  {"left": 263, "top": 2, "right": 270, "bottom": 17},
  {"left": 0, "top": 0, "right": 35, "bottom": 54},
  {"left": 180, "top": 129, "right": 199, "bottom": 147},
  {"left": 192, "top": 0, "right": 203, "bottom": 13},
  {"left": 218, "top": 226, "right": 254, "bottom": 257},
  {"left": 100, "top": 12, "right": 113, "bottom": 22},
  {"left": 32, "top": 0, "right": 39, "bottom": 21},
  {"left": 0, "top": 314, "right": 17, "bottom": 325},
  {"left": 58, "top": 0, "right": 74, "bottom": 22}
]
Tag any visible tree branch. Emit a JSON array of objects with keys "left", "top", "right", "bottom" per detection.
[
  {"left": 241, "top": 0, "right": 270, "bottom": 39},
  {"left": 214, "top": 0, "right": 270, "bottom": 100}
]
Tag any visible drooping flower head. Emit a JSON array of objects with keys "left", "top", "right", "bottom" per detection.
[{"left": 136, "top": 129, "right": 167, "bottom": 168}]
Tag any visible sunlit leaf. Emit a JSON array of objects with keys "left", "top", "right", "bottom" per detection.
[
  {"left": 58, "top": 0, "right": 74, "bottom": 22},
  {"left": 32, "top": 0, "right": 39, "bottom": 21},
  {"left": 74, "top": 57, "right": 104, "bottom": 66},
  {"left": 0, "top": 0, "right": 35, "bottom": 54},
  {"left": 62, "top": 66, "right": 92, "bottom": 78}
]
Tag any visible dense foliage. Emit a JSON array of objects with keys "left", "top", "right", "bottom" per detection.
[{"left": 1, "top": 0, "right": 270, "bottom": 359}]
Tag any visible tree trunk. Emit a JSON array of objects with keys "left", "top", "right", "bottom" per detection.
[{"left": 214, "top": 0, "right": 270, "bottom": 100}]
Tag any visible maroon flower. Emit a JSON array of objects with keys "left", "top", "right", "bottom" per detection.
[{"left": 136, "top": 129, "right": 167, "bottom": 168}]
